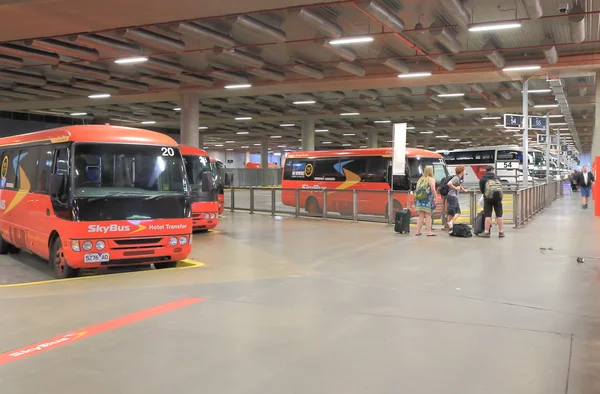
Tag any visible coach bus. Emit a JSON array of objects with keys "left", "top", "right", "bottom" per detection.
[
  {"left": 0, "top": 125, "right": 192, "bottom": 278},
  {"left": 181, "top": 145, "right": 219, "bottom": 231},
  {"left": 282, "top": 148, "right": 448, "bottom": 217},
  {"left": 210, "top": 157, "right": 225, "bottom": 214}
]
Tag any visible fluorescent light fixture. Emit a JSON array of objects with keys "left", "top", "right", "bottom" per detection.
[
  {"left": 398, "top": 72, "right": 432, "bottom": 78},
  {"left": 341, "top": 112, "right": 360, "bottom": 116},
  {"left": 293, "top": 100, "right": 316, "bottom": 105},
  {"left": 416, "top": 145, "right": 424, "bottom": 148},
  {"left": 420, "top": 131, "right": 434, "bottom": 134},
  {"left": 435, "top": 135, "right": 449, "bottom": 138},
  {"left": 524, "top": 89, "right": 551, "bottom": 93},
  {"left": 70, "top": 112, "right": 87, "bottom": 116},
  {"left": 141, "top": 121, "right": 156, "bottom": 124},
  {"left": 88, "top": 93, "right": 111, "bottom": 99},
  {"left": 224, "top": 84, "right": 252, "bottom": 89},
  {"left": 241, "top": 146, "right": 249, "bottom": 148},
  {"left": 280, "top": 123, "right": 295, "bottom": 127},
  {"left": 503, "top": 65, "right": 541, "bottom": 72},
  {"left": 215, "top": 144, "right": 224, "bottom": 147},
  {"left": 534, "top": 104, "right": 559, "bottom": 108},
  {"left": 559, "top": 128, "right": 570, "bottom": 130},
  {"left": 550, "top": 123, "right": 567, "bottom": 126},
  {"left": 236, "top": 131, "right": 249, "bottom": 134},
  {"left": 374, "top": 120, "right": 391, "bottom": 123},
  {"left": 173, "top": 108, "right": 181, "bottom": 111},
  {"left": 322, "top": 141, "right": 332, "bottom": 144},
  {"left": 110, "top": 118, "right": 135, "bottom": 123},
  {"left": 225, "top": 140, "right": 235, "bottom": 143},
  {"left": 437, "top": 93, "right": 465, "bottom": 97},
  {"left": 468, "top": 22, "right": 521, "bottom": 32},
  {"left": 407, "top": 126, "right": 415, "bottom": 129},
  {"left": 198, "top": 126, "right": 208, "bottom": 130},
  {"left": 270, "top": 135, "right": 282, "bottom": 138},
  {"left": 254, "top": 143, "right": 261, "bottom": 146},
  {"left": 548, "top": 114, "right": 564, "bottom": 118},
  {"left": 235, "top": 117, "right": 252, "bottom": 120},
  {"left": 315, "top": 129, "right": 329, "bottom": 132},
  {"left": 343, "top": 133, "right": 355, "bottom": 136},
  {"left": 328, "top": 36, "right": 374, "bottom": 45},
  {"left": 226, "top": 148, "right": 233, "bottom": 151},
  {"left": 277, "top": 145, "right": 286, "bottom": 148},
  {"left": 449, "top": 139, "right": 461, "bottom": 142},
  {"left": 114, "top": 56, "right": 148, "bottom": 64},
  {"left": 482, "top": 116, "right": 501, "bottom": 120},
  {"left": 274, "top": 152, "right": 282, "bottom": 156},
  {"left": 464, "top": 107, "right": 486, "bottom": 111},
  {"left": 495, "top": 124, "right": 504, "bottom": 127},
  {"left": 360, "top": 145, "right": 367, "bottom": 148},
  {"left": 342, "top": 143, "right": 351, "bottom": 146}
]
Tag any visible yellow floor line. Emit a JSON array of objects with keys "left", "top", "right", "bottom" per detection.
[{"left": 0, "top": 259, "right": 205, "bottom": 288}]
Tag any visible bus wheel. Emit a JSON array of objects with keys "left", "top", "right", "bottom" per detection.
[
  {"left": 305, "top": 197, "right": 321, "bottom": 214},
  {"left": 0, "top": 235, "right": 12, "bottom": 255},
  {"left": 385, "top": 201, "right": 403, "bottom": 218},
  {"left": 51, "top": 238, "right": 78, "bottom": 279},
  {"left": 154, "top": 261, "right": 177, "bottom": 269}
]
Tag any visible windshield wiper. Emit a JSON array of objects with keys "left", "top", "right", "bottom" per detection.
[
  {"left": 87, "top": 191, "right": 145, "bottom": 202},
  {"left": 142, "top": 193, "right": 180, "bottom": 200}
]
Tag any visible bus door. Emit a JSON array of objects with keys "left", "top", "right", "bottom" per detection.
[{"left": 496, "top": 149, "right": 520, "bottom": 183}]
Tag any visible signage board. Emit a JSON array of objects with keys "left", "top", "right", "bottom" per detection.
[
  {"left": 504, "top": 114, "right": 524, "bottom": 129},
  {"left": 529, "top": 116, "right": 547, "bottom": 130},
  {"left": 537, "top": 134, "right": 547, "bottom": 144},
  {"left": 392, "top": 123, "right": 407, "bottom": 176}
]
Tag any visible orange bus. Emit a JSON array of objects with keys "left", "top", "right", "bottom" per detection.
[
  {"left": 282, "top": 148, "right": 448, "bottom": 216},
  {"left": 245, "top": 162, "right": 279, "bottom": 169},
  {"left": 210, "top": 157, "right": 225, "bottom": 214},
  {"left": 180, "top": 145, "right": 219, "bottom": 231},
  {"left": 0, "top": 125, "right": 193, "bottom": 278}
]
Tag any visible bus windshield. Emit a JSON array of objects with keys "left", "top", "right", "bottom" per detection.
[
  {"left": 183, "top": 154, "right": 211, "bottom": 190},
  {"left": 407, "top": 157, "right": 448, "bottom": 183},
  {"left": 73, "top": 144, "right": 186, "bottom": 198}
]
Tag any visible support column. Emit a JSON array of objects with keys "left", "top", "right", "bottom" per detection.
[
  {"left": 522, "top": 79, "right": 529, "bottom": 185},
  {"left": 198, "top": 134, "right": 204, "bottom": 149},
  {"left": 556, "top": 129, "right": 561, "bottom": 176},
  {"left": 367, "top": 130, "right": 378, "bottom": 148},
  {"left": 180, "top": 93, "right": 199, "bottom": 147},
  {"left": 592, "top": 71, "right": 600, "bottom": 163},
  {"left": 545, "top": 114, "right": 550, "bottom": 181},
  {"left": 261, "top": 136, "right": 269, "bottom": 186},
  {"left": 301, "top": 118, "right": 315, "bottom": 151}
]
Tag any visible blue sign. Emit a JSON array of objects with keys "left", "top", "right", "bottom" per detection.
[
  {"left": 529, "top": 116, "right": 547, "bottom": 130},
  {"left": 504, "top": 114, "right": 523, "bottom": 128}
]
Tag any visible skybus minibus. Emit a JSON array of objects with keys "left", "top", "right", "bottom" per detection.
[
  {"left": 210, "top": 157, "right": 225, "bottom": 215},
  {"left": 282, "top": 148, "right": 448, "bottom": 217},
  {"left": 0, "top": 125, "right": 193, "bottom": 278},
  {"left": 180, "top": 145, "right": 219, "bottom": 231}
]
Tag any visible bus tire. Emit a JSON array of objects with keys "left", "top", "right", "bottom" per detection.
[
  {"left": 385, "top": 201, "right": 403, "bottom": 219},
  {"left": 51, "top": 237, "right": 78, "bottom": 279},
  {"left": 0, "top": 235, "right": 12, "bottom": 255},
  {"left": 305, "top": 197, "right": 321, "bottom": 214},
  {"left": 154, "top": 261, "right": 177, "bottom": 269}
]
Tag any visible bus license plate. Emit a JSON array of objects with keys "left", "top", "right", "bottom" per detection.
[{"left": 84, "top": 253, "right": 110, "bottom": 263}]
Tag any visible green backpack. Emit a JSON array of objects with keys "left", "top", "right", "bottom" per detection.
[{"left": 414, "top": 178, "right": 429, "bottom": 201}]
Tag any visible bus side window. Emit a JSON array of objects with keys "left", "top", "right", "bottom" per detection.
[
  {"left": 314, "top": 158, "right": 341, "bottom": 180},
  {"left": 340, "top": 157, "right": 367, "bottom": 181},
  {"left": 16, "top": 147, "right": 40, "bottom": 192},
  {"left": 3, "top": 150, "right": 20, "bottom": 190},
  {"left": 35, "top": 148, "right": 54, "bottom": 194},
  {"left": 365, "top": 156, "right": 387, "bottom": 182}
]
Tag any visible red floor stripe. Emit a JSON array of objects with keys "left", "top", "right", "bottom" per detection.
[{"left": 0, "top": 297, "right": 205, "bottom": 366}]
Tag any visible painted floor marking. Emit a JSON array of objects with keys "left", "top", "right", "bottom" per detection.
[{"left": 0, "top": 298, "right": 205, "bottom": 366}]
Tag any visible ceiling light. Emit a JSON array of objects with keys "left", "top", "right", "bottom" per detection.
[
  {"left": 343, "top": 133, "right": 355, "bottom": 136},
  {"left": 495, "top": 124, "right": 504, "bottom": 127},
  {"left": 114, "top": 56, "right": 148, "bottom": 64},
  {"left": 274, "top": 152, "right": 282, "bottom": 156},
  {"left": 241, "top": 146, "right": 249, "bottom": 148},
  {"left": 280, "top": 123, "right": 295, "bottom": 127},
  {"left": 341, "top": 112, "right": 359, "bottom": 116},
  {"left": 70, "top": 112, "right": 87, "bottom": 116},
  {"left": 253, "top": 143, "right": 261, "bottom": 146},
  {"left": 449, "top": 139, "right": 460, "bottom": 142},
  {"left": 199, "top": 126, "right": 209, "bottom": 130},
  {"left": 226, "top": 140, "right": 235, "bottom": 143},
  {"left": 328, "top": 36, "right": 374, "bottom": 45},
  {"left": 315, "top": 129, "right": 329, "bottom": 132},
  {"left": 88, "top": 93, "right": 111, "bottom": 99},
  {"left": 226, "top": 148, "right": 233, "bottom": 151},
  {"left": 437, "top": 93, "right": 465, "bottom": 97},
  {"left": 464, "top": 107, "right": 486, "bottom": 111},
  {"left": 322, "top": 141, "right": 332, "bottom": 144},
  {"left": 215, "top": 144, "right": 224, "bottom": 147},
  {"left": 360, "top": 145, "right": 367, "bottom": 148},
  {"left": 482, "top": 116, "right": 501, "bottom": 120},
  {"left": 174, "top": 108, "right": 181, "bottom": 111},
  {"left": 277, "top": 145, "right": 286, "bottom": 148},
  {"left": 407, "top": 126, "right": 415, "bottom": 129},
  {"left": 224, "top": 84, "right": 252, "bottom": 89},
  {"left": 435, "top": 135, "right": 449, "bottom": 138},
  {"left": 549, "top": 114, "right": 564, "bottom": 118},
  {"left": 559, "top": 128, "right": 570, "bottom": 131},
  {"left": 235, "top": 117, "right": 252, "bottom": 120},
  {"left": 550, "top": 123, "right": 567, "bottom": 126},
  {"left": 524, "top": 89, "right": 551, "bottom": 93},
  {"left": 342, "top": 143, "right": 351, "bottom": 146},
  {"left": 293, "top": 100, "right": 316, "bottom": 105},
  {"left": 468, "top": 22, "right": 521, "bottom": 32},
  {"left": 237, "top": 131, "right": 249, "bottom": 134},
  {"left": 534, "top": 104, "right": 559, "bottom": 108},
  {"left": 141, "top": 121, "right": 156, "bottom": 124},
  {"left": 374, "top": 120, "right": 391, "bottom": 123},
  {"left": 398, "top": 72, "right": 432, "bottom": 78},
  {"left": 420, "top": 131, "right": 433, "bottom": 134},
  {"left": 503, "top": 65, "right": 541, "bottom": 72},
  {"left": 270, "top": 135, "right": 282, "bottom": 138}
]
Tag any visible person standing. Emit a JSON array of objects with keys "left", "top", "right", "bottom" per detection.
[
  {"left": 447, "top": 165, "right": 467, "bottom": 234},
  {"left": 414, "top": 165, "right": 437, "bottom": 237},
  {"left": 577, "top": 166, "right": 595, "bottom": 209},
  {"left": 478, "top": 166, "right": 505, "bottom": 238}
]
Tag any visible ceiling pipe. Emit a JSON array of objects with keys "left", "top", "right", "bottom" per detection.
[
  {"left": 0, "top": 70, "right": 47, "bottom": 86},
  {"left": 249, "top": 68, "right": 285, "bottom": 81},
  {"left": 176, "top": 74, "right": 214, "bottom": 86},
  {"left": 236, "top": 16, "right": 287, "bottom": 43},
  {"left": 361, "top": 0, "right": 405, "bottom": 32},
  {"left": 569, "top": 5, "right": 586, "bottom": 43},
  {"left": 382, "top": 58, "right": 410, "bottom": 73},
  {"left": 542, "top": 38, "right": 558, "bottom": 64},
  {"left": 215, "top": 48, "right": 265, "bottom": 68},
  {"left": 429, "top": 22, "right": 462, "bottom": 53},
  {"left": 433, "top": 54, "right": 456, "bottom": 71},
  {"left": 13, "top": 85, "right": 62, "bottom": 98},
  {"left": 69, "top": 34, "right": 141, "bottom": 55},
  {"left": 210, "top": 69, "right": 249, "bottom": 84},
  {"left": 336, "top": 62, "right": 366, "bottom": 76},
  {"left": 142, "top": 58, "right": 184, "bottom": 74},
  {"left": 293, "top": 8, "right": 343, "bottom": 38},
  {"left": 173, "top": 22, "right": 235, "bottom": 48},
  {"left": 118, "top": 28, "right": 185, "bottom": 52},
  {"left": 482, "top": 41, "right": 505, "bottom": 68},
  {"left": 25, "top": 39, "right": 99, "bottom": 61},
  {"left": 104, "top": 79, "right": 149, "bottom": 91},
  {"left": 322, "top": 42, "right": 357, "bottom": 61},
  {"left": 139, "top": 76, "right": 181, "bottom": 89},
  {"left": 522, "top": 0, "right": 543, "bottom": 19},
  {"left": 0, "top": 54, "right": 23, "bottom": 68},
  {"left": 70, "top": 79, "right": 120, "bottom": 94},
  {"left": 0, "top": 43, "right": 59, "bottom": 64},
  {"left": 471, "top": 83, "right": 484, "bottom": 93},
  {"left": 292, "top": 63, "right": 324, "bottom": 79},
  {"left": 55, "top": 63, "right": 111, "bottom": 80},
  {"left": 441, "top": 0, "right": 470, "bottom": 26}
]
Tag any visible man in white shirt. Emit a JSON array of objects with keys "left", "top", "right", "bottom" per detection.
[{"left": 577, "top": 166, "right": 595, "bottom": 209}]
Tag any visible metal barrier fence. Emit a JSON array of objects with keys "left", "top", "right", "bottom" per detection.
[
  {"left": 219, "top": 168, "right": 282, "bottom": 187},
  {"left": 225, "top": 180, "right": 563, "bottom": 228}
]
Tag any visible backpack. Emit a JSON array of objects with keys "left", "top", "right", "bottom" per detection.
[
  {"left": 484, "top": 178, "right": 504, "bottom": 201},
  {"left": 414, "top": 178, "right": 429, "bottom": 201},
  {"left": 450, "top": 223, "right": 472, "bottom": 238},
  {"left": 437, "top": 175, "right": 455, "bottom": 197}
]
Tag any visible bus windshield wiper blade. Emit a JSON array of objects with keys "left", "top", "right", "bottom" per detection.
[
  {"left": 87, "top": 192, "right": 145, "bottom": 202},
  {"left": 142, "top": 193, "right": 179, "bottom": 200}
]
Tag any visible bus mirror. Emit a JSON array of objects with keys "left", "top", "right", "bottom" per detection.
[
  {"left": 201, "top": 172, "right": 214, "bottom": 192},
  {"left": 48, "top": 173, "right": 65, "bottom": 196}
]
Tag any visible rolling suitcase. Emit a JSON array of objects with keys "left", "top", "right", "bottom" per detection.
[
  {"left": 394, "top": 208, "right": 411, "bottom": 234},
  {"left": 473, "top": 212, "right": 485, "bottom": 235}
]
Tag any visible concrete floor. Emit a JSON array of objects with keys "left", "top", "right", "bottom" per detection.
[{"left": 0, "top": 194, "right": 599, "bottom": 393}]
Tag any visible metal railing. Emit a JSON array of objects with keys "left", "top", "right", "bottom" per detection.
[
  {"left": 513, "top": 179, "right": 563, "bottom": 228},
  {"left": 219, "top": 168, "right": 282, "bottom": 187}
]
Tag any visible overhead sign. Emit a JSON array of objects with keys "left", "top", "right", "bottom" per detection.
[
  {"left": 392, "top": 123, "right": 407, "bottom": 176},
  {"left": 550, "top": 135, "right": 558, "bottom": 145},
  {"left": 504, "top": 114, "right": 524, "bottom": 129},
  {"left": 529, "top": 116, "right": 547, "bottom": 130},
  {"left": 537, "top": 134, "right": 547, "bottom": 144}
]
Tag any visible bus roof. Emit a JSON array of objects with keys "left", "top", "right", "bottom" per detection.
[
  {"left": 441, "top": 145, "right": 543, "bottom": 153},
  {"left": 285, "top": 147, "right": 442, "bottom": 159},
  {"left": 180, "top": 144, "right": 210, "bottom": 156},
  {"left": 0, "top": 125, "right": 179, "bottom": 147}
]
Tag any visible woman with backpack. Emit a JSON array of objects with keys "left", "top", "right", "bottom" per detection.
[{"left": 414, "top": 165, "right": 437, "bottom": 237}]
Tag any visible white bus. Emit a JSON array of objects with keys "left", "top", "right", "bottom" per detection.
[{"left": 440, "top": 145, "right": 545, "bottom": 184}]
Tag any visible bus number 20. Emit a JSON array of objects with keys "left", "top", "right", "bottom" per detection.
[{"left": 161, "top": 147, "right": 175, "bottom": 156}]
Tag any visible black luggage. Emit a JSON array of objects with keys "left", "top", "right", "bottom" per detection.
[
  {"left": 473, "top": 212, "right": 485, "bottom": 235},
  {"left": 450, "top": 223, "right": 472, "bottom": 238},
  {"left": 394, "top": 209, "right": 411, "bottom": 234}
]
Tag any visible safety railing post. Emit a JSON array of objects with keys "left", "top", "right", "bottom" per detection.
[
  {"left": 513, "top": 191, "right": 519, "bottom": 228},
  {"left": 470, "top": 192, "right": 476, "bottom": 225},
  {"left": 387, "top": 190, "right": 393, "bottom": 225},
  {"left": 230, "top": 187, "right": 235, "bottom": 212},
  {"left": 295, "top": 189, "right": 300, "bottom": 218},
  {"left": 322, "top": 189, "right": 328, "bottom": 219},
  {"left": 441, "top": 197, "right": 447, "bottom": 227},
  {"left": 271, "top": 188, "right": 276, "bottom": 216},
  {"left": 250, "top": 187, "right": 255, "bottom": 214},
  {"left": 352, "top": 189, "right": 358, "bottom": 223}
]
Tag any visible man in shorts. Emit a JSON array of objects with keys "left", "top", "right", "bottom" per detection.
[
  {"left": 479, "top": 165, "right": 504, "bottom": 238},
  {"left": 577, "top": 165, "right": 595, "bottom": 209},
  {"left": 447, "top": 165, "right": 467, "bottom": 234}
]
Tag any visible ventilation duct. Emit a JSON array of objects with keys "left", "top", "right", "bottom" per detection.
[
  {"left": 215, "top": 48, "right": 265, "bottom": 68},
  {"left": 294, "top": 8, "right": 343, "bottom": 38},
  {"left": 292, "top": 93, "right": 315, "bottom": 102},
  {"left": 428, "top": 103, "right": 442, "bottom": 110},
  {"left": 0, "top": 90, "right": 38, "bottom": 100},
  {"left": 577, "top": 79, "right": 587, "bottom": 96},
  {"left": 322, "top": 42, "right": 356, "bottom": 62},
  {"left": 236, "top": 16, "right": 287, "bottom": 43},
  {"left": 105, "top": 79, "right": 149, "bottom": 91},
  {"left": 210, "top": 69, "right": 249, "bottom": 84},
  {"left": 118, "top": 28, "right": 185, "bottom": 52},
  {"left": 71, "top": 79, "right": 119, "bottom": 94},
  {"left": 139, "top": 76, "right": 181, "bottom": 89},
  {"left": 369, "top": 106, "right": 385, "bottom": 112},
  {"left": 509, "top": 81, "right": 522, "bottom": 90},
  {"left": 382, "top": 58, "right": 410, "bottom": 73},
  {"left": 56, "top": 63, "right": 111, "bottom": 80},
  {"left": 482, "top": 41, "right": 505, "bottom": 68},
  {"left": 69, "top": 34, "right": 141, "bottom": 55},
  {"left": 471, "top": 83, "right": 484, "bottom": 93},
  {"left": 44, "top": 84, "right": 91, "bottom": 95},
  {"left": 246, "top": 103, "right": 271, "bottom": 111},
  {"left": 430, "top": 23, "right": 462, "bottom": 53},
  {"left": 358, "top": 89, "right": 378, "bottom": 98},
  {"left": 262, "top": 109, "right": 284, "bottom": 116},
  {"left": 398, "top": 103, "right": 412, "bottom": 111},
  {"left": 0, "top": 43, "right": 59, "bottom": 64},
  {"left": 396, "top": 87, "right": 412, "bottom": 96},
  {"left": 324, "top": 91, "right": 346, "bottom": 100},
  {"left": 364, "top": 97, "right": 382, "bottom": 106},
  {"left": 292, "top": 64, "right": 324, "bottom": 79},
  {"left": 429, "top": 86, "right": 447, "bottom": 94},
  {"left": 249, "top": 68, "right": 285, "bottom": 81},
  {"left": 441, "top": 0, "right": 470, "bottom": 26},
  {"left": 528, "top": 99, "right": 535, "bottom": 107},
  {"left": 493, "top": 100, "right": 503, "bottom": 108},
  {"left": 433, "top": 55, "right": 455, "bottom": 71},
  {"left": 174, "top": 23, "right": 235, "bottom": 48},
  {"left": 0, "top": 70, "right": 47, "bottom": 86},
  {"left": 430, "top": 96, "right": 444, "bottom": 104},
  {"left": 361, "top": 0, "right": 405, "bottom": 32},
  {"left": 142, "top": 58, "right": 184, "bottom": 74},
  {"left": 176, "top": 74, "right": 214, "bottom": 87},
  {"left": 258, "top": 95, "right": 285, "bottom": 103},
  {"left": 569, "top": 5, "right": 585, "bottom": 43},
  {"left": 336, "top": 62, "right": 365, "bottom": 77},
  {"left": 498, "top": 91, "right": 511, "bottom": 100},
  {"left": 0, "top": 54, "right": 23, "bottom": 68},
  {"left": 228, "top": 97, "right": 254, "bottom": 105},
  {"left": 26, "top": 39, "right": 99, "bottom": 61},
  {"left": 522, "top": 0, "right": 543, "bottom": 19},
  {"left": 13, "top": 85, "right": 62, "bottom": 98},
  {"left": 542, "top": 39, "right": 558, "bottom": 64}
]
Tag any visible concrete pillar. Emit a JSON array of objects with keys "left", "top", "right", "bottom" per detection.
[
  {"left": 592, "top": 71, "right": 600, "bottom": 161},
  {"left": 180, "top": 92, "right": 199, "bottom": 147},
  {"left": 301, "top": 118, "right": 315, "bottom": 151},
  {"left": 545, "top": 115, "right": 550, "bottom": 181},
  {"left": 198, "top": 134, "right": 204, "bottom": 149},
  {"left": 261, "top": 136, "right": 269, "bottom": 186},
  {"left": 367, "top": 130, "right": 378, "bottom": 148},
  {"left": 522, "top": 79, "right": 529, "bottom": 185}
]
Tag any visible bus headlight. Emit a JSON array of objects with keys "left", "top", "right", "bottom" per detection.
[
  {"left": 179, "top": 236, "right": 188, "bottom": 245},
  {"left": 82, "top": 241, "right": 93, "bottom": 251},
  {"left": 95, "top": 240, "right": 106, "bottom": 251},
  {"left": 70, "top": 240, "right": 80, "bottom": 252},
  {"left": 169, "top": 237, "right": 178, "bottom": 246},
  {"left": 204, "top": 213, "right": 210, "bottom": 219},
  {"left": 210, "top": 213, "right": 216, "bottom": 219}
]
